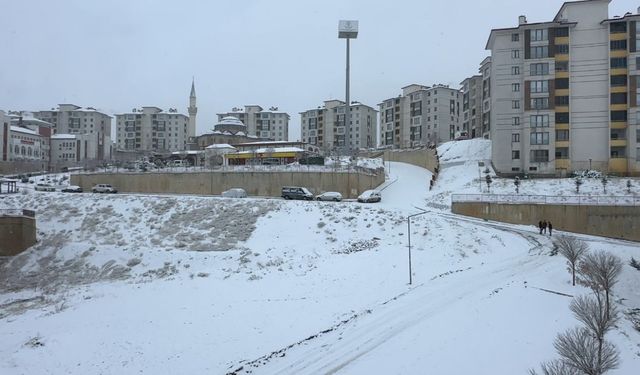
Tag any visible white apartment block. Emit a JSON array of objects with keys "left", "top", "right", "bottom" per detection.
[
  {"left": 480, "top": 57, "right": 492, "bottom": 139},
  {"left": 33, "top": 104, "right": 112, "bottom": 160},
  {"left": 487, "top": 0, "right": 640, "bottom": 176},
  {"left": 50, "top": 133, "right": 94, "bottom": 166},
  {"left": 115, "top": 107, "right": 191, "bottom": 152},
  {"left": 379, "top": 84, "right": 461, "bottom": 148},
  {"left": 460, "top": 75, "right": 484, "bottom": 138},
  {"left": 217, "top": 105, "right": 290, "bottom": 141},
  {"left": 300, "top": 100, "right": 377, "bottom": 152}
]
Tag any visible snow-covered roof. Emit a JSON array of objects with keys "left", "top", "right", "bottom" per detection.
[
  {"left": 9, "top": 115, "right": 53, "bottom": 127},
  {"left": 216, "top": 116, "right": 246, "bottom": 127},
  {"left": 236, "top": 131, "right": 246, "bottom": 136},
  {"left": 205, "top": 144, "right": 236, "bottom": 150},
  {"left": 10, "top": 126, "right": 39, "bottom": 136},
  {"left": 170, "top": 150, "right": 204, "bottom": 155},
  {"left": 51, "top": 133, "right": 77, "bottom": 139}
]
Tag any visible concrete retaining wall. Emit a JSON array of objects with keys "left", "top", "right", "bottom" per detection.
[
  {"left": 0, "top": 216, "right": 36, "bottom": 256},
  {"left": 452, "top": 202, "right": 640, "bottom": 241},
  {"left": 382, "top": 149, "right": 438, "bottom": 172},
  {"left": 71, "top": 171, "right": 385, "bottom": 198}
]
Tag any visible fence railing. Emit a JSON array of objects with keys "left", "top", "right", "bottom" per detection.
[
  {"left": 451, "top": 194, "right": 640, "bottom": 207},
  {"left": 0, "top": 209, "right": 35, "bottom": 217}
]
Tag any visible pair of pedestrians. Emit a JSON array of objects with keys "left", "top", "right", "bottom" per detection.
[{"left": 538, "top": 220, "right": 553, "bottom": 235}]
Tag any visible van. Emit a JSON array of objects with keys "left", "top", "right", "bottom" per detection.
[{"left": 281, "top": 186, "right": 313, "bottom": 200}]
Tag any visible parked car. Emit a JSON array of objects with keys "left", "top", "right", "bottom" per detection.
[
  {"left": 34, "top": 183, "right": 55, "bottom": 192},
  {"left": 281, "top": 186, "right": 313, "bottom": 200},
  {"left": 316, "top": 191, "right": 343, "bottom": 202},
  {"left": 61, "top": 185, "right": 83, "bottom": 193},
  {"left": 20, "top": 177, "right": 29, "bottom": 183},
  {"left": 357, "top": 190, "right": 382, "bottom": 203},
  {"left": 221, "top": 188, "right": 247, "bottom": 198},
  {"left": 92, "top": 184, "right": 118, "bottom": 193}
]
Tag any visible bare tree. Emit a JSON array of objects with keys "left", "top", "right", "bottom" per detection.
[
  {"left": 529, "top": 360, "right": 581, "bottom": 375},
  {"left": 555, "top": 236, "right": 588, "bottom": 286},
  {"left": 554, "top": 327, "right": 619, "bottom": 375},
  {"left": 578, "top": 251, "right": 623, "bottom": 320}
]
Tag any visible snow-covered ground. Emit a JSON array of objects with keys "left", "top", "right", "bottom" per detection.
[{"left": 1, "top": 139, "right": 639, "bottom": 374}]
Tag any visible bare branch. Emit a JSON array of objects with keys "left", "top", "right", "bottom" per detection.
[
  {"left": 554, "top": 327, "right": 620, "bottom": 375},
  {"left": 555, "top": 236, "right": 588, "bottom": 286}
]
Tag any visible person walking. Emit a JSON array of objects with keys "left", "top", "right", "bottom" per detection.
[
  {"left": 542, "top": 220, "right": 548, "bottom": 234},
  {"left": 548, "top": 221, "right": 553, "bottom": 236},
  {"left": 538, "top": 220, "right": 543, "bottom": 234}
]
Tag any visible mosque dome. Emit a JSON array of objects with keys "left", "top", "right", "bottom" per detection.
[{"left": 213, "top": 116, "right": 247, "bottom": 134}]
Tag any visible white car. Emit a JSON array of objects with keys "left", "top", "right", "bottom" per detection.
[
  {"left": 357, "top": 190, "right": 382, "bottom": 203},
  {"left": 61, "top": 185, "right": 83, "bottom": 193},
  {"left": 316, "top": 192, "right": 342, "bottom": 202},
  {"left": 35, "top": 183, "right": 55, "bottom": 192},
  {"left": 92, "top": 184, "right": 118, "bottom": 193},
  {"left": 221, "top": 188, "right": 247, "bottom": 198}
]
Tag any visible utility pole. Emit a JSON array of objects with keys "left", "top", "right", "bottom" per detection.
[{"left": 407, "top": 209, "right": 429, "bottom": 285}]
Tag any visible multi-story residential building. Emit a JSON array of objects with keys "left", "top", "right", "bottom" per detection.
[
  {"left": 115, "top": 107, "right": 191, "bottom": 152},
  {"left": 217, "top": 105, "right": 290, "bottom": 141},
  {"left": 300, "top": 100, "right": 377, "bottom": 152},
  {"left": 480, "top": 57, "right": 492, "bottom": 138},
  {"left": 460, "top": 75, "right": 484, "bottom": 138},
  {"left": 378, "top": 84, "right": 461, "bottom": 148},
  {"left": 487, "top": 0, "right": 640, "bottom": 176},
  {"left": 33, "top": 104, "right": 111, "bottom": 161},
  {"left": 50, "top": 133, "right": 94, "bottom": 168}
]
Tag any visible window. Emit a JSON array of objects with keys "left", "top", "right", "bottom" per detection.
[
  {"left": 610, "top": 40, "right": 627, "bottom": 51},
  {"left": 512, "top": 150, "right": 520, "bottom": 159},
  {"left": 512, "top": 100, "right": 520, "bottom": 109},
  {"left": 530, "top": 80, "right": 549, "bottom": 93},
  {"left": 531, "top": 29, "right": 548, "bottom": 41},
  {"left": 610, "top": 57, "right": 627, "bottom": 68},
  {"left": 512, "top": 33, "right": 520, "bottom": 42},
  {"left": 556, "top": 129, "right": 570, "bottom": 141},
  {"left": 555, "top": 27, "right": 569, "bottom": 37},
  {"left": 556, "top": 78, "right": 569, "bottom": 89},
  {"left": 530, "top": 149, "right": 549, "bottom": 162},
  {"left": 555, "top": 44, "right": 569, "bottom": 55},
  {"left": 530, "top": 98, "right": 549, "bottom": 109},
  {"left": 637, "top": 129, "right": 640, "bottom": 143},
  {"left": 610, "top": 110, "right": 627, "bottom": 121},
  {"left": 530, "top": 63, "right": 549, "bottom": 76},
  {"left": 610, "top": 22, "right": 627, "bottom": 33},
  {"left": 555, "top": 112, "right": 569, "bottom": 124},
  {"left": 512, "top": 133, "right": 520, "bottom": 142},
  {"left": 637, "top": 148, "right": 640, "bottom": 162},
  {"left": 512, "top": 83, "right": 520, "bottom": 92},
  {"left": 530, "top": 46, "right": 548, "bottom": 59},
  {"left": 512, "top": 66, "right": 520, "bottom": 75},
  {"left": 512, "top": 117, "right": 520, "bottom": 126},
  {"left": 555, "top": 147, "right": 569, "bottom": 159},
  {"left": 512, "top": 167, "right": 521, "bottom": 172},
  {"left": 530, "top": 132, "right": 549, "bottom": 145},
  {"left": 555, "top": 61, "right": 569, "bottom": 72},
  {"left": 555, "top": 96, "right": 569, "bottom": 106},
  {"left": 511, "top": 50, "right": 520, "bottom": 59},
  {"left": 530, "top": 114, "right": 549, "bottom": 127},
  {"left": 611, "top": 92, "right": 627, "bottom": 104},
  {"left": 610, "top": 75, "right": 627, "bottom": 87}
]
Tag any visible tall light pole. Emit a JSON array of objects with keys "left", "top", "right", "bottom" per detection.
[
  {"left": 339, "top": 20, "right": 358, "bottom": 156},
  {"left": 407, "top": 209, "right": 429, "bottom": 285}
]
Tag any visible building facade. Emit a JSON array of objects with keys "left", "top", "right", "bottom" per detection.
[
  {"left": 115, "top": 107, "right": 191, "bottom": 152},
  {"left": 300, "top": 100, "right": 377, "bottom": 152},
  {"left": 33, "top": 104, "right": 111, "bottom": 161},
  {"left": 480, "top": 57, "right": 492, "bottom": 139},
  {"left": 487, "top": 0, "right": 640, "bottom": 176},
  {"left": 378, "top": 84, "right": 461, "bottom": 148},
  {"left": 50, "top": 133, "right": 94, "bottom": 167},
  {"left": 217, "top": 105, "right": 290, "bottom": 141},
  {"left": 460, "top": 76, "right": 484, "bottom": 138}
]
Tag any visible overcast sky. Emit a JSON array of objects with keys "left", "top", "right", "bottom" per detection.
[{"left": 1, "top": 0, "right": 637, "bottom": 140}]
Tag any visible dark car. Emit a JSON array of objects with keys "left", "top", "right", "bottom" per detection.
[
  {"left": 281, "top": 186, "right": 313, "bottom": 200},
  {"left": 61, "top": 185, "right": 83, "bottom": 193}
]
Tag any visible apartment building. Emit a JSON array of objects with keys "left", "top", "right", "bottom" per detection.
[
  {"left": 480, "top": 57, "right": 492, "bottom": 138},
  {"left": 300, "top": 100, "right": 377, "bottom": 152},
  {"left": 115, "top": 107, "right": 191, "bottom": 152},
  {"left": 379, "top": 84, "right": 461, "bottom": 148},
  {"left": 33, "top": 104, "right": 111, "bottom": 160},
  {"left": 217, "top": 105, "right": 290, "bottom": 141},
  {"left": 50, "top": 133, "right": 94, "bottom": 167},
  {"left": 487, "top": 0, "right": 640, "bottom": 176},
  {"left": 460, "top": 75, "right": 484, "bottom": 138}
]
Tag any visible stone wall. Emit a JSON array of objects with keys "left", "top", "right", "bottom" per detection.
[
  {"left": 0, "top": 215, "right": 36, "bottom": 256},
  {"left": 71, "top": 171, "right": 385, "bottom": 199},
  {"left": 452, "top": 201, "right": 640, "bottom": 241}
]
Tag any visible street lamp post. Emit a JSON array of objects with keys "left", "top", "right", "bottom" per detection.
[
  {"left": 407, "top": 209, "right": 429, "bottom": 285},
  {"left": 339, "top": 20, "right": 358, "bottom": 156}
]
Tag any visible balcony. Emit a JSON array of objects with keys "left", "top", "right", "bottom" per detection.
[
  {"left": 555, "top": 140, "right": 570, "bottom": 148},
  {"left": 608, "top": 158, "right": 628, "bottom": 173},
  {"left": 610, "top": 68, "right": 628, "bottom": 76},
  {"left": 609, "top": 32, "right": 627, "bottom": 41},
  {"left": 610, "top": 139, "right": 627, "bottom": 147},
  {"left": 555, "top": 159, "right": 571, "bottom": 170}
]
